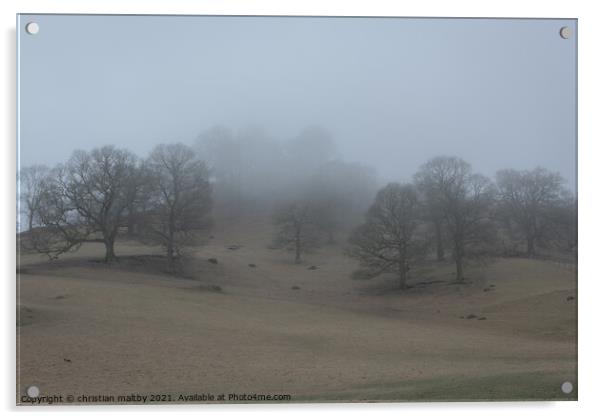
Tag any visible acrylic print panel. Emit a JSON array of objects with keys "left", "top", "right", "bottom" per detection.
[{"left": 16, "top": 15, "right": 577, "bottom": 405}]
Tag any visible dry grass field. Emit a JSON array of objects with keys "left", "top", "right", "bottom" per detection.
[{"left": 16, "top": 218, "right": 577, "bottom": 403}]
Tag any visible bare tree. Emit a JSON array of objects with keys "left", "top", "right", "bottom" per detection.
[
  {"left": 414, "top": 158, "right": 453, "bottom": 262},
  {"left": 18, "top": 164, "right": 50, "bottom": 232},
  {"left": 496, "top": 167, "right": 568, "bottom": 257},
  {"left": 18, "top": 165, "right": 83, "bottom": 259},
  {"left": 272, "top": 202, "right": 321, "bottom": 264},
  {"left": 123, "top": 165, "right": 150, "bottom": 237},
  {"left": 348, "top": 183, "right": 426, "bottom": 289},
  {"left": 307, "top": 160, "right": 378, "bottom": 244},
  {"left": 22, "top": 167, "right": 89, "bottom": 259},
  {"left": 31, "top": 146, "right": 140, "bottom": 262},
  {"left": 547, "top": 191, "right": 577, "bottom": 255},
  {"left": 415, "top": 157, "right": 496, "bottom": 282},
  {"left": 445, "top": 173, "right": 497, "bottom": 282},
  {"left": 140, "top": 143, "right": 212, "bottom": 267}
]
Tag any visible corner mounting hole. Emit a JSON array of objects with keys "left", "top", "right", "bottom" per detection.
[
  {"left": 25, "top": 22, "right": 39, "bottom": 35},
  {"left": 561, "top": 381, "right": 573, "bottom": 394},
  {"left": 559, "top": 26, "right": 571, "bottom": 39},
  {"left": 26, "top": 385, "right": 40, "bottom": 398}
]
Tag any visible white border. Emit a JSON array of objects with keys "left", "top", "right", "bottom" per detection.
[{"left": 2, "top": 1, "right": 600, "bottom": 419}]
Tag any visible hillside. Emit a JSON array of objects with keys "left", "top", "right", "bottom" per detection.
[{"left": 17, "top": 218, "right": 577, "bottom": 403}]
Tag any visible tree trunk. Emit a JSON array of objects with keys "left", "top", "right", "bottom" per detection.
[
  {"left": 104, "top": 237, "right": 117, "bottom": 262},
  {"left": 127, "top": 214, "right": 136, "bottom": 236},
  {"left": 455, "top": 255, "right": 464, "bottom": 282},
  {"left": 294, "top": 238, "right": 301, "bottom": 264},
  {"left": 526, "top": 236, "right": 535, "bottom": 257},
  {"left": 166, "top": 221, "right": 176, "bottom": 269},
  {"left": 28, "top": 209, "right": 34, "bottom": 232},
  {"left": 435, "top": 221, "right": 444, "bottom": 261},
  {"left": 166, "top": 244, "right": 174, "bottom": 268},
  {"left": 399, "top": 259, "right": 408, "bottom": 290},
  {"left": 166, "top": 212, "right": 176, "bottom": 268}
]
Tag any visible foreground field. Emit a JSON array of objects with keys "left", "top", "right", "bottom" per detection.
[{"left": 17, "top": 221, "right": 577, "bottom": 403}]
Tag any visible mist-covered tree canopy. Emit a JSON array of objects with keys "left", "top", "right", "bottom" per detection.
[{"left": 18, "top": 124, "right": 576, "bottom": 283}]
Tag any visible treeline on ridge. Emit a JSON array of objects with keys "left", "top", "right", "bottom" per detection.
[{"left": 18, "top": 125, "right": 576, "bottom": 287}]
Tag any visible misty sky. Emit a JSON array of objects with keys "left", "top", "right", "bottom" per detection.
[{"left": 18, "top": 15, "right": 577, "bottom": 187}]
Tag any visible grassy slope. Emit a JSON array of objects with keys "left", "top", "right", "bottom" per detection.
[{"left": 17, "top": 220, "right": 577, "bottom": 403}]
